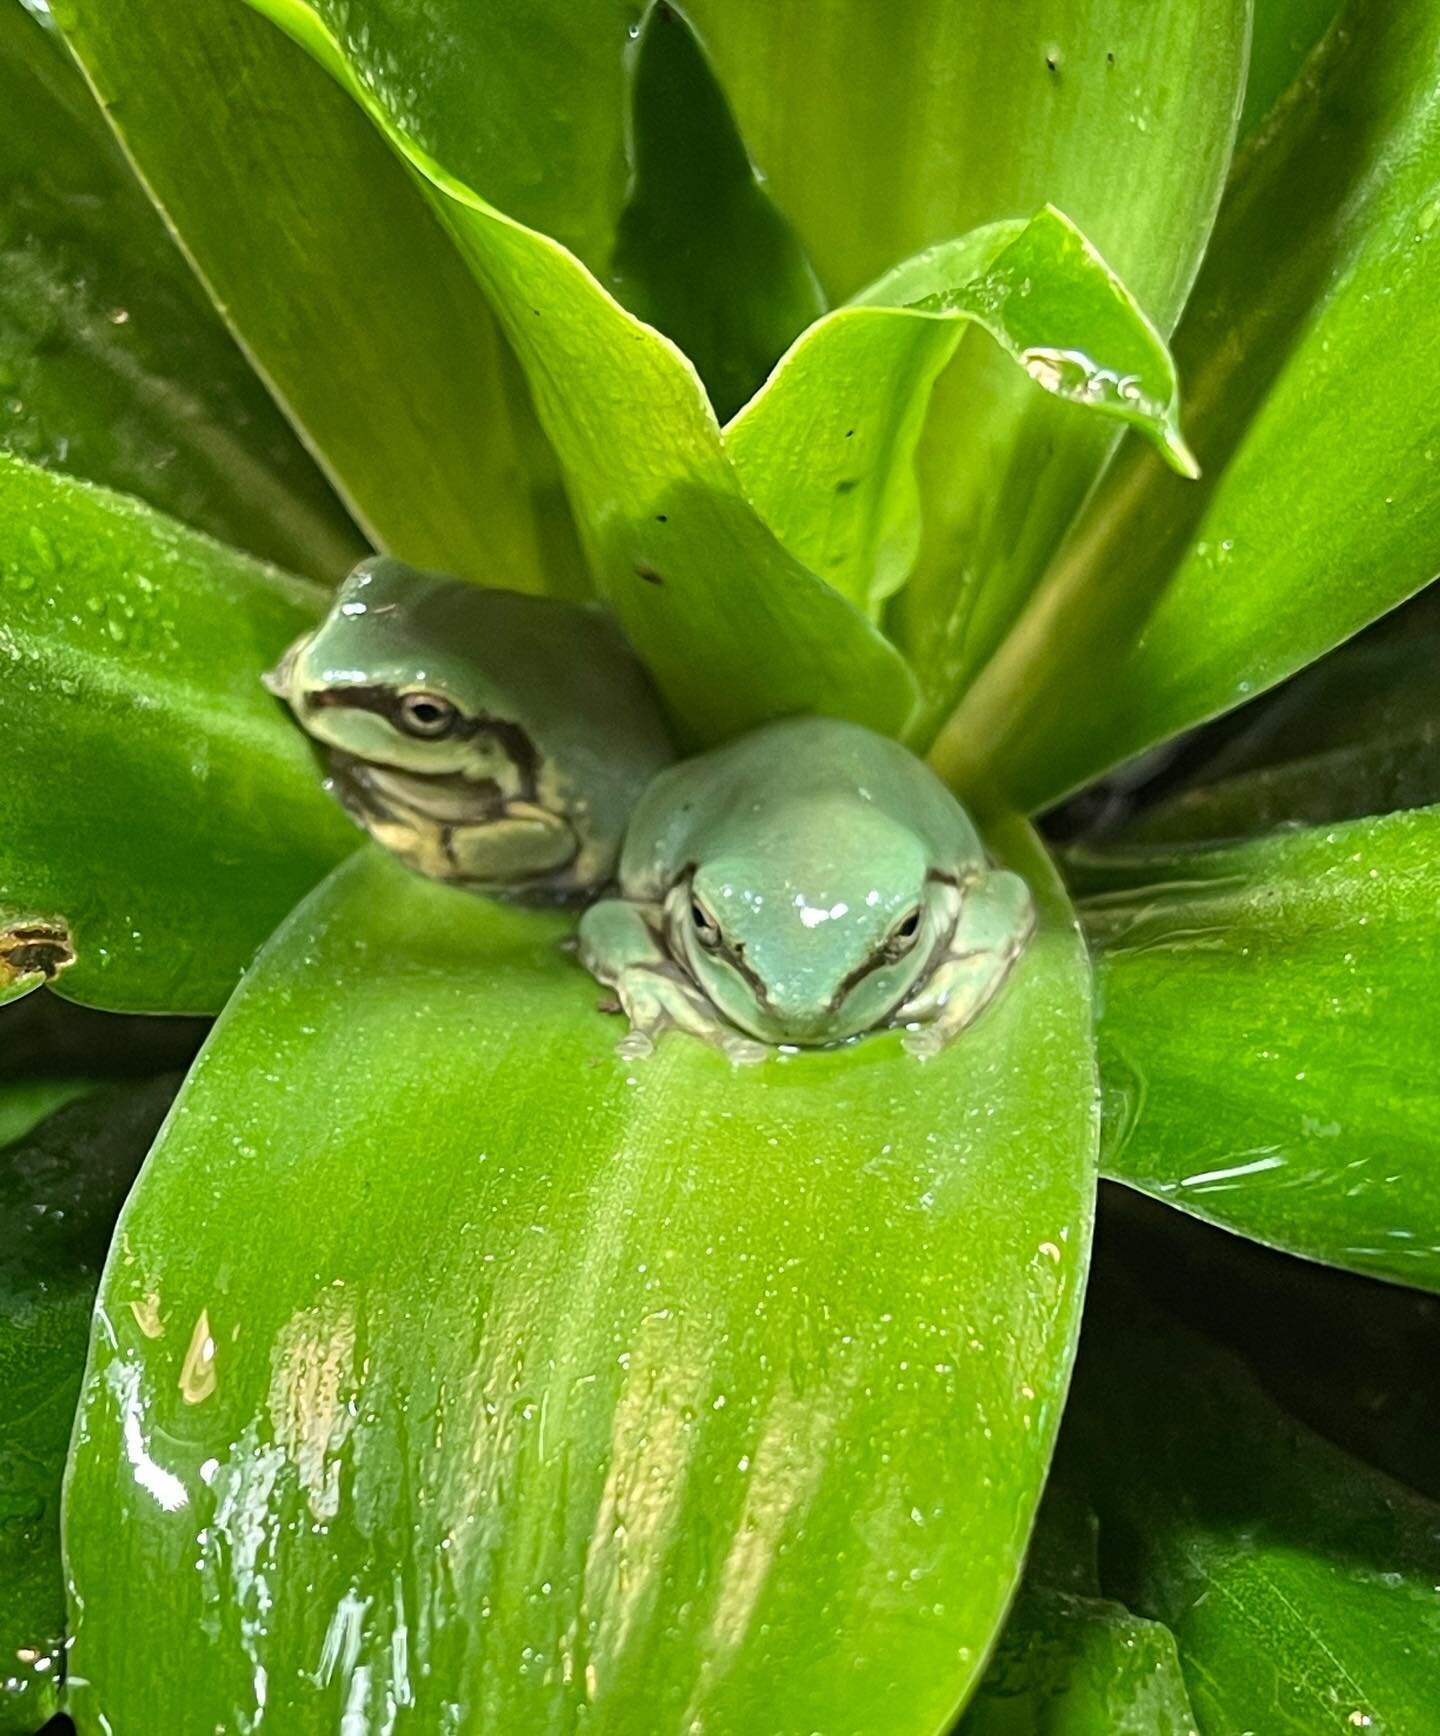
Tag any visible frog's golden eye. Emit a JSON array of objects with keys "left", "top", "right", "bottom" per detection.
[
  {"left": 690, "top": 897, "right": 723, "bottom": 950},
  {"left": 881, "top": 906, "right": 923, "bottom": 961},
  {"left": 396, "top": 691, "right": 459, "bottom": 739}
]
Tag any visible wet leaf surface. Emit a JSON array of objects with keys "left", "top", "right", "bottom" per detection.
[
  {"left": 958, "top": 0, "right": 1440, "bottom": 809},
  {"left": 242, "top": 0, "right": 920, "bottom": 746},
  {"left": 0, "top": 5, "right": 358, "bottom": 583},
  {"left": 1075, "top": 807, "right": 1440, "bottom": 1290},
  {"left": 55, "top": 0, "right": 589, "bottom": 594},
  {"left": 0, "top": 456, "right": 356, "bottom": 1013},
  {"left": 730, "top": 207, "right": 1193, "bottom": 623},
  {"left": 65, "top": 825, "right": 1096, "bottom": 1733},
  {"left": 1064, "top": 1271, "right": 1440, "bottom": 1734},
  {"left": 0, "top": 1079, "right": 177, "bottom": 1734}
]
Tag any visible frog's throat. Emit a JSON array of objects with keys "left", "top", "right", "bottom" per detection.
[{"left": 325, "top": 751, "right": 582, "bottom": 891}]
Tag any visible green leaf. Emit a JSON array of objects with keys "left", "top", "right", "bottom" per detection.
[
  {"left": 1125, "top": 619, "right": 1440, "bottom": 843},
  {"left": 943, "top": 0, "right": 1440, "bottom": 810},
  {"left": 64, "top": 824, "right": 1096, "bottom": 1733},
  {"left": 242, "top": 0, "right": 919, "bottom": 744},
  {"left": 0, "top": 455, "right": 356, "bottom": 1014},
  {"left": 961, "top": 1587, "right": 1198, "bottom": 1736},
  {"left": 54, "top": 0, "right": 589, "bottom": 595},
  {"left": 0, "top": 1077, "right": 177, "bottom": 1735},
  {"left": 683, "top": 0, "right": 1248, "bottom": 315},
  {"left": 0, "top": 1078, "right": 97, "bottom": 1154},
  {"left": 1066, "top": 1276, "right": 1440, "bottom": 1735},
  {"left": 961, "top": 1468, "right": 1198, "bottom": 1735},
  {"left": 681, "top": 0, "right": 1248, "bottom": 727},
  {"left": 226, "top": 0, "right": 641, "bottom": 274},
  {"left": 1242, "top": 0, "right": 1343, "bottom": 140},
  {"left": 1074, "top": 807, "right": 1440, "bottom": 1291},
  {"left": 611, "top": 2, "right": 825, "bottom": 424},
  {"left": 0, "top": 4, "right": 357, "bottom": 582},
  {"left": 727, "top": 208, "right": 1194, "bottom": 620}
]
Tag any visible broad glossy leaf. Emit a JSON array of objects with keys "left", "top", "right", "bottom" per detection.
[
  {"left": 233, "top": 0, "right": 639, "bottom": 273},
  {"left": 0, "top": 5, "right": 357, "bottom": 583},
  {"left": 611, "top": 2, "right": 825, "bottom": 424},
  {"left": 244, "top": 0, "right": 918, "bottom": 744},
  {"left": 684, "top": 0, "right": 1247, "bottom": 314},
  {"left": 0, "top": 456, "right": 355, "bottom": 1013},
  {"left": 236, "top": 0, "right": 1242, "bottom": 734},
  {"left": 687, "top": 0, "right": 1246, "bottom": 728},
  {"left": 1126, "top": 625, "right": 1440, "bottom": 842},
  {"left": 55, "top": 0, "right": 588, "bottom": 594},
  {"left": 961, "top": 1467, "right": 1198, "bottom": 1735},
  {"left": 1075, "top": 807, "right": 1440, "bottom": 1290},
  {"left": 65, "top": 824, "right": 1096, "bottom": 1734},
  {"left": 944, "top": 0, "right": 1440, "bottom": 810},
  {"left": 1067, "top": 1278, "right": 1440, "bottom": 1734},
  {"left": 728, "top": 208, "right": 1194, "bottom": 620},
  {"left": 961, "top": 1587, "right": 1197, "bottom": 1736},
  {"left": 0, "top": 1077, "right": 176, "bottom": 1734}
]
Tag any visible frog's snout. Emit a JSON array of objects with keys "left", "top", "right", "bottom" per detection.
[{"left": 262, "top": 637, "right": 303, "bottom": 701}]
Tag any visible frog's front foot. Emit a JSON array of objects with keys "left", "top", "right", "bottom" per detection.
[
  {"left": 577, "top": 900, "right": 765, "bottom": 1065},
  {"left": 896, "top": 869, "right": 1036, "bottom": 1056}
]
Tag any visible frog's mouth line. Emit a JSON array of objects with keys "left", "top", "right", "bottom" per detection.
[{"left": 325, "top": 751, "right": 580, "bottom": 886}]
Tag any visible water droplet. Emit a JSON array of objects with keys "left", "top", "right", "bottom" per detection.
[{"left": 27, "top": 526, "right": 59, "bottom": 572}]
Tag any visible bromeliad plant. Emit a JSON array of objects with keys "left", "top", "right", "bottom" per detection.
[{"left": 2, "top": 0, "right": 1439, "bottom": 1731}]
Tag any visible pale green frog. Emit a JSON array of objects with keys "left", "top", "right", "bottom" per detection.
[
  {"left": 579, "top": 716, "right": 1035, "bottom": 1060},
  {"left": 266, "top": 557, "right": 673, "bottom": 899}
]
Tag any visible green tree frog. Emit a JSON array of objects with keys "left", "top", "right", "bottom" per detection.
[
  {"left": 265, "top": 557, "right": 673, "bottom": 899},
  {"left": 578, "top": 716, "right": 1036, "bottom": 1060}
]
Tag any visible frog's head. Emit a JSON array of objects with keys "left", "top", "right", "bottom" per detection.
[
  {"left": 265, "top": 557, "right": 576, "bottom": 890},
  {"left": 267, "top": 558, "right": 533, "bottom": 785},
  {"left": 663, "top": 799, "right": 962, "bottom": 1046}
]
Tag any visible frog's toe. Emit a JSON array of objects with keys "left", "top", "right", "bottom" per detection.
[
  {"left": 720, "top": 1031, "right": 768, "bottom": 1066},
  {"left": 615, "top": 1028, "right": 657, "bottom": 1062},
  {"left": 901, "top": 1025, "right": 945, "bottom": 1060}
]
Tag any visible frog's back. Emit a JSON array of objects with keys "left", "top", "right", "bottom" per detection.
[{"left": 622, "top": 715, "right": 982, "bottom": 891}]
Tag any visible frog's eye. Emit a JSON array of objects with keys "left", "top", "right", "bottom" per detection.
[
  {"left": 690, "top": 897, "right": 723, "bottom": 950},
  {"left": 881, "top": 906, "right": 923, "bottom": 961},
  {"left": 396, "top": 691, "right": 459, "bottom": 739}
]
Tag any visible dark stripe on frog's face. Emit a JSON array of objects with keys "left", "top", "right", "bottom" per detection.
[{"left": 302, "top": 684, "right": 542, "bottom": 798}]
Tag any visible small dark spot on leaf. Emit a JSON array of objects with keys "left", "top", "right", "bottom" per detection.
[
  {"left": 634, "top": 563, "right": 665, "bottom": 586},
  {"left": 531, "top": 307, "right": 542, "bottom": 317},
  {"left": 844, "top": 428, "right": 855, "bottom": 438},
  {"left": 835, "top": 478, "right": 858, "bottom": 495},
  {"left": 1, "top": 920, "right": 76, "bottom": 988},
  {"left": 654, "top": 513, "right": 668, "bottom": 523},
  {"left": 1045, "top": 54, "right": 1057, "bottom": 72},
  {"left": 1107, "top": 50, "right": 1115, "bottom": 65}
]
